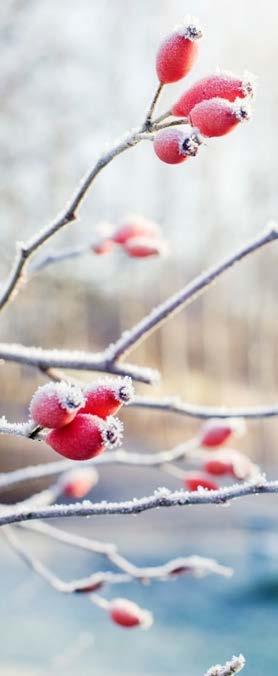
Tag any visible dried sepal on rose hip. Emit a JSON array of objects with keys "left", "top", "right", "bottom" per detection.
[
  {"left": 156, "top": 17, "right": 203, "bottom": 84},
  {"left": 29, "top": 382, "right": 85, "bottom": 429},
  {"left": 109, "top": 598, "right": 153, "bottom": 629},
  {"left": 59, "top": 467, "right": 99, "bottom": 498},
  {"left": 183, "top": 473, "right": 220, "bottom": 492},
  {"left": 80, "top": 377, "right": 134, "bottom": 419},
  {"left": 153, "top": 126, "right": 204, "bottom": 164},
  {"left": 112, "top": 215, "right": 161, "bottom": 245},
  {"left": 199, "top": 418, "right": 246, "bottom": 448},
  {"left": 172, "top": 71, "right": 255, "bottom": 118},
  {"left": 46, "top": 413, "right": 123, "bottom": 460},
  {"left": 189, "top": 97, "right": 251, "bottom": 137},
  {"left": 124, "top": 236, "right": 169, "bottom": 258}
]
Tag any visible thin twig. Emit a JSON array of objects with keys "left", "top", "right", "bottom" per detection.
[
  {"left": 108, "top": 225, "right": 278, "bottom": 362},
  {"left": 0, "top": 440, "right": 197, "bottom": 488},
  {"left": 0, "top": 128, "right": 150, "bottom": 313},
  {"left": 0, "top": 343, "right": 159, "bottom": 384},
  {"left": 204, "top": 654, "right": 245, "bottom": 676},
  {"left": 143, "top": 83, "right": 164, "bottom": 129},
  {"left": 19, "top": 521, "right": 233, "bottom": 580},
  {"left": 0, "top": 476, "right": 276, "bottom": 526},
  {"left": 131, "top": 395, "right": 278, "bottom": 420}
]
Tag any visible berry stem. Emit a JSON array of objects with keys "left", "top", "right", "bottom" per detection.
[{"left": 143, "top": 82, "right": 164, "bottom": 129}]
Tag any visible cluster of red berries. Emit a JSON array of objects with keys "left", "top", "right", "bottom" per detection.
[
  {"left": 183, "top": 418, "right": 257, "bottom": 491},
  {"left": 153, "top": 17, "right": 254, "bottom": 164},
  {"left": 29, "top": 377, "right": 134, "bottom": 461},
  {"left": 91, "top": 215, "right": 169, "bottom": 259}
]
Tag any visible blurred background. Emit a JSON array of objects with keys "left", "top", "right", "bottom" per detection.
[{"left": 0, "top": 1, "right": 278, "bottom": 674}]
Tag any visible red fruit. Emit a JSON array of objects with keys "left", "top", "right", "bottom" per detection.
[
  {"left": 124, "top": 236, "right": 168, "bottom": 258},
  {"left": 30, "top": 382, "right": 85, "bottom": 429},
  {"left": 153, "top": 127, "right": 203, "bottom": 164},
  {"left": 46, "top": 414, "right": 123, "bottom": 460},
  {"left": 184, "top": 473, "right": 219, "bottom": 491},
  {"left": 61, "top": 467, "right": 99, "bottom": 498},
  {"left": 199, "top": 419, "right": 245, "bottom": 448},
  {"left": 156, "top": 19, "right": 203, "bottom": 83},
  {"left": 189, "top": 97, "right": 251, "bottom": 137},
  {"left": 112, "top": 216, "right": 161, "bottom": 245},
  {"left": 80, "top": 377, "right": 134, "bottom": 419},
  {"left": 109, "top": 598, "right": 153, "bottom": 629},
  {"left": 172, "top": 71, "right": 255, "bottom": 117},
  {"left": 91, "top": 239, "right": 114, "bottom": 255},
  {"left": 204, "top": 459, "right": 234, "bottom": 476}
]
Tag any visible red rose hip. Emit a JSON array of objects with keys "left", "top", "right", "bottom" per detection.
[
  {"left": 153, "top": 127, "right": 203, "bottom": 164},
  {"left": 172, "top": 71, "right": 255, "bottom": 117},
  {"left": 80, "top": 377, "right": 134, "bottom": 419},
  {"left": 156, "top": 19, "right": 203, "bottom": 83},
  {"left": 109, "top": 598, "right": 153, "bottom": 629},
  {"left": 199, "top": 418, "right": 245, "bottom": 448},
  {"left": 124, "top": 236, "right": 168, "bottom": 258},
  {"left": 189, "top": 97, "right": 251, "bottom": 137},
  {"left": 45, "top": 413, "right": 123, "bottom": 460},
  {"left": 183, "top": 473, "right": 219, "bottom": 491},
  {"left": 30, "top": 382, "right": 85, "bottom": 429},
  {"left": 112, "top": 216, "right": 161, "bottom": 245}
]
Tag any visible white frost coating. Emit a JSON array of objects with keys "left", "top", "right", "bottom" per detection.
[
  {"left": 30, "top": 381, "right": 85, "bottom": 412},
  {"left": 176, "top": 16, "right": 203, "bottom": 41},
  {"left": 178, "top": 127, "right": 204, "bottom": 157},
  {"left": 234, "top": 98, "right": 252, "bottom": 121},
  {"left": 164, "top": 556, "right": 233, "bottom": 579},
  {"left": 103, "top": 416, "right": 124, "bottom": 448},
  {"left": 0, "top": 416, "right": 35, "bottom": 437},
  {"left": 205, "top": 654, "right": 245, "bottom": 676},
  {"left": 84, "top": 375, "right": 135, "bottom": 405}
]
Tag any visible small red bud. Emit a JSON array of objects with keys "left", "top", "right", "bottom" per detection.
[
  {"left": 153, "top": 127, "right": 203, "bottom": 164},
  {"left": 80, "top": 377, "right": 134, "bottom": 419},
  {"left": 91, "top": 239, "right": 114, "bottom": 255},
  {"left": 61, "top": 467, "right": 99, "bottom": 498},
  {"left": 183, "top": 473, "right": 220, "bottom": 491},
  {"left": 199, "top": 419, "right": 245, "bottom": 448},
  {"left": 189, "top": 97, "right": 251, "bottom": 137},
  {"left": 172, "top": 71, "right": 255, "bottom": 117},
  {"left": 109, "top": 598, "right": 153, "bottom": 629},
  {"left": 203, "top": 459, "right": 234, "bottom": 476},
  {"left": 46, "top": 414, "right": 123, "bottom": 460},
  {"left": 124, "top": 236, "right": 169, "bottom": 258},
  {"left": 156, "top": 19, "right": 203, "bottom": 84},
  {"left": 112, "top": 216, "right": 161, "bottom": 245},
  {"left": 30, "top": 382, "right": 85, "bottom": 429}
]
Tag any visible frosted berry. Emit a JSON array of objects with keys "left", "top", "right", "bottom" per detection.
[
  {"left": 61, "top": 467, "right": 99, "bottom": 498},
  {"left": 153, "top": 127, "right": 203, "bottom": 164},
  {"left": 172, "top": 71, "right": 255, "bottom": 117},
  {"left": 112, "top": 216, "right": 161, "bottom": 245},
  {"left": 46, "top": 413, "right": 123, "bottom": 460},
  {"left": 183, "top": 473, "right": 219, "bottom": 491},
  {"left": 189, "top": 97, "right": 251, "bottom": 137},
  {"left": 124, "top": 236, "right": 168, "bottom": 258},
  {"left": 80, "top": 377, "right": 134, "bottom": 419},
  {"left": 203, "top": 459, "right": 234, "bottom": 476},
  {"left": 156, "top": 19, "right": 203, "bottom": 83},
  {"left": 30, "top": 382, "right": 85, "bottom": 429},
  {"left": 109, "top": 598, "right": 153, "bottom": 629},
  {"left": 199, "top": 418, "right": 245, "bottom": 448}
]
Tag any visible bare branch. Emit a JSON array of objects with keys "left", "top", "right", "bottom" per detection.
[
  {"left": 0, "top": 476, "right": 277, "bottom": 526},
  {"left": 108, "top": 225, "right": 278, "bottom": 362},
  {"left": 21, "top": 521, "right": 232, "bottom": 580},
  {"left": 132, "top": 395, "right": 278, "bottom": 420},
  {"left": 0, "top": 441, "right": 197, "bottom": 489},
  {"left": 204, "top": 655, "right": 245, "bottom": 676},
  {"left": 0, "top": 343, "right": 159, "bottom": 384},
  {"left": 0, "top": 128, "right": 150, "bottom": 313},
  {"left": 143, "top": 83, "right": 164, "bottom": 129}
]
